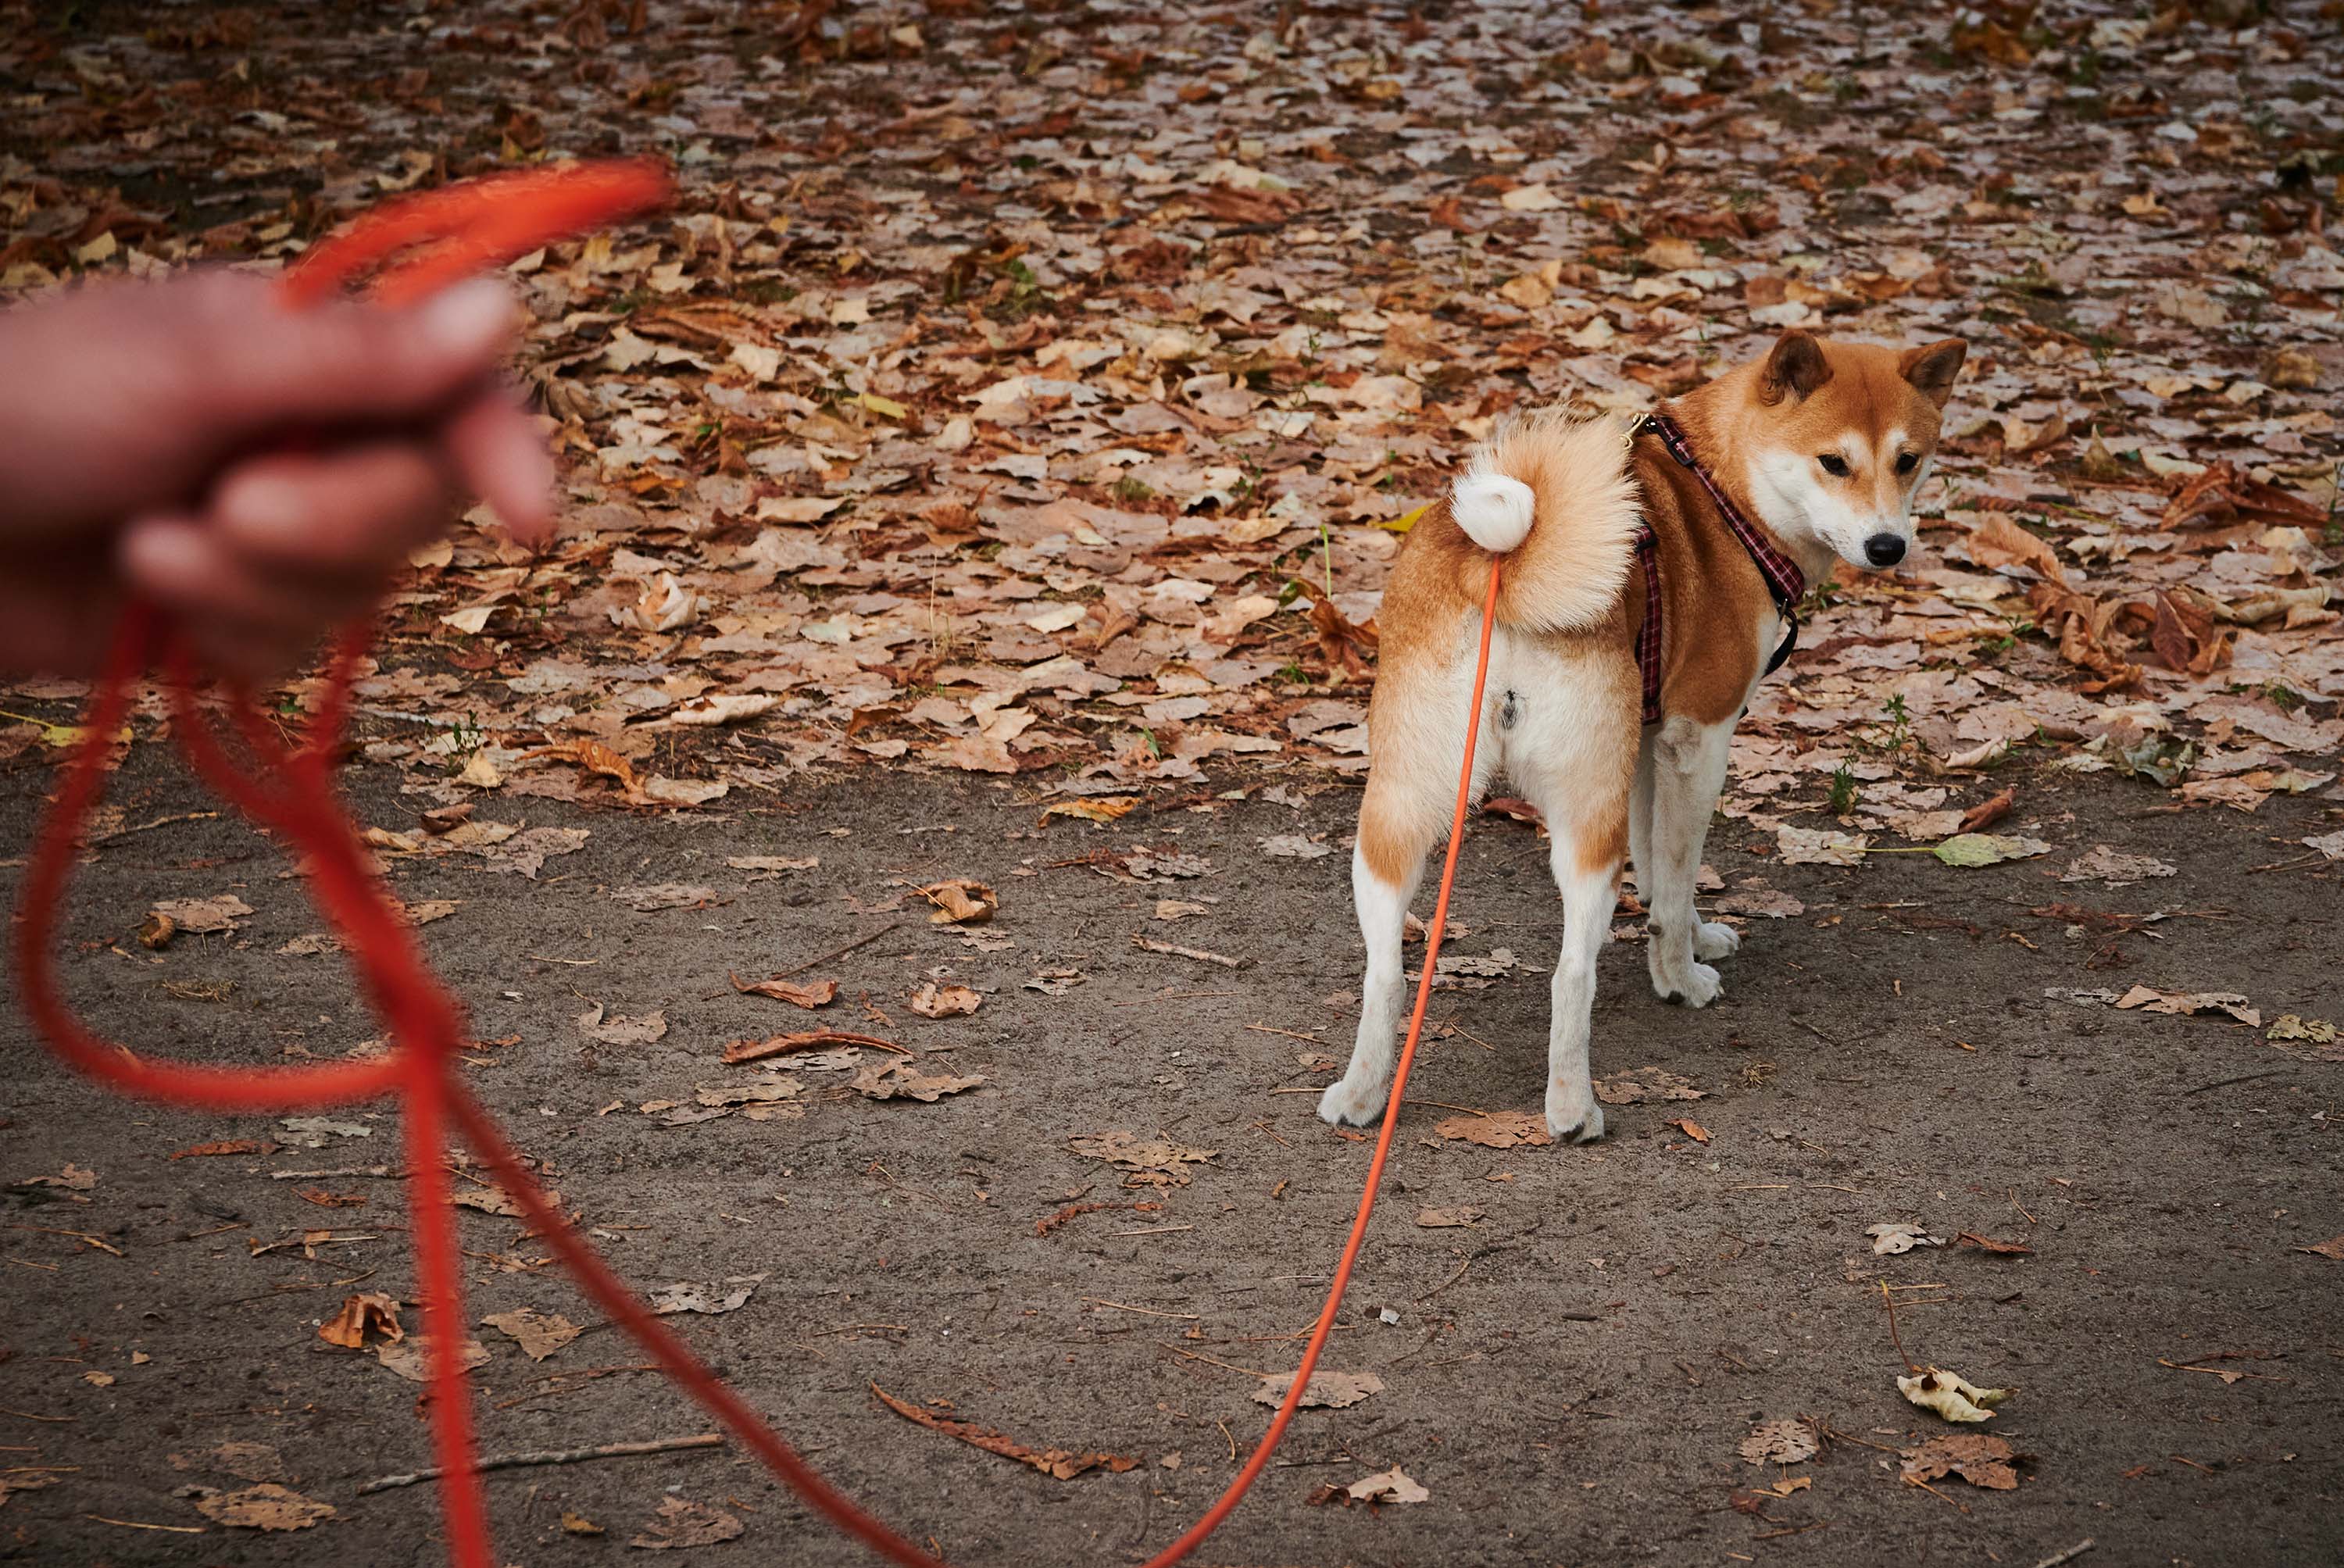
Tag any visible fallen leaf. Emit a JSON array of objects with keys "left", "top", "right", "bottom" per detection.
[
  {"left": 1776, "top": 826, "right": 1869, "bottom": 865},
  {"left": 481, "top": 1308, "right": 582, "bottom": 1361},
  {"left": 1899, "top": 1366, "right": 2011, "bottom": 1423},
  {"left": 1595, "top": 1067, "right": 1706, "bottom": 1105},
  {"left": 150, "top": 894, "right": 253, "bottom": 934},
  {"left": 1956, "top": 788, "right": 2017, "bottom": 834},
  {"left": 192, "top": 1484, "right": 336, "bottom": 1532},
  {"left": 852, "top": 1058, "right": 985, "bottom": 1102},
  {"left": 1739, "top": 1417, "right": 1821, "bottom": 1466},
  {"left": 1668, "top": 1117, "right": 1711, "bottom": 1144},
  {"left": 318, "top": 1291, "right": 403, "bottom": 1348},
  {"left": 730, "top": 973, "right": 838, "bottom": 1009},
  {"left": 1868, "top": 1221, "right": 1946, "bottom": 1255},
  {"left": 726, "top": 854, "right": 820, "bottom": 877},
  {"left": 2116, "top": 986, "right": 2260, "bottom": 1026},
  {"left": 577, "top": 1002, "right": 670, "bottom": 1046},
  {"left": 908, "top": 982, "right": 982, "bottom": 1018},
  {"left": 1414, "top": 1205, "right": 1485, "bottom": 1228},
  {"left": 563, "top": 1511, "right": 604, "bottom": 1536},
  {"left": 871, "top": 1382, "right": 1139, "bottom": 1480},
  {"left": 1152, "top": 900, "right": 1209, "bottom": 921},
  {"left": 1252, "top": 1370, "right": 1385, "bottom": 1409},
  {"left": 1261, "top": 834, "right": 1331, "bottom": 859},
  {"left": 374, "top": 1335, "right": 490, "bottom": 1384},
  {"left": 1343, "top": 1464, "right": 1429, "bottom": 1504},
  {"left": 649, "top": 1275, "right": 767, "bottom": 1316},
  {"left": 722, "top": 1028, "right": 902, "bottom": 1063},
  {"left": 1068, "top": 1130, "right": 1217, "bottom": 1186},
  {"left": 2296, "top": 1235, "right": 2344, "bottom": 1260},
  {"left": 629, "top": 1496, "right": 743, "bottom": 1549},
  {"left": 2268, "top": 1015, "right": 2341, "bottom": 1048},
  {"left": 2061, "top": 845, "right": 2178, "bottom": 885},
  {"left": 1932, "top": 833, "right": 2053, "bottom": 868},
  {"left": 1902, "top": 1433, "right": 2027, "bottom": 1490},
  {"left": 919, "top": 878, "right": 997, "bottom": 924},
  {"left": 170, "top": 1139, "right": 268, "bottom": 1160},
  {"left": 1044, "top": 797, "right": 1139, "bottom": 824},
  {"left": 1431, "top": 1111, "right": 1551, "bottom": 1150}
]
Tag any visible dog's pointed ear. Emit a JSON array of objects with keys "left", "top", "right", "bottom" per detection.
[
  {"left": 1760, "top": 330, "right": 1831, "bottom": 404},
  {"left": 1900, "top": 338, "right": 1967, "bottom": 409}
]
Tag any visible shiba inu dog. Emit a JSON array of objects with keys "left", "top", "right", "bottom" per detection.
[{"left": 1317, "top": 330, "right": 1967, "bottom": 1142}]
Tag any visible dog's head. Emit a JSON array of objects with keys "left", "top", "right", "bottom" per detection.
[{"left": 1736, "top": 331, "right": 1967, "bottom": 573}]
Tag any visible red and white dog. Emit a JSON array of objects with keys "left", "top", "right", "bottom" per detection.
[{"left": 1318, "top": 330, "right": 1967, "bottom": 1142}]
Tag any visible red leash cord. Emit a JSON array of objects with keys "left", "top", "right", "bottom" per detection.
[{"left": 10, "top": 163, "right": 1508, "bottom": 1566}]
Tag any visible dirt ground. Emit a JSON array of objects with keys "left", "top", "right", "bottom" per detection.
[{"left": 2, "top": 751, "right": 2339, "bottom": 1567}]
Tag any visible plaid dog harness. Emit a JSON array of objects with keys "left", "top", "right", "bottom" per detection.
[{"left": 1631, "top": 410, "right": 1806, "bottom": 723}]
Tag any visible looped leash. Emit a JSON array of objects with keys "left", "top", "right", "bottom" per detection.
[
  {"left": 1631, "top": 410, "right": 1807, "bottom": 723},
  {"left": 12, "top": 165, "right": 1510, "bottom": 1568}
]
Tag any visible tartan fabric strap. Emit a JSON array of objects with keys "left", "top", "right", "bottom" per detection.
[{"left": 1632, "top": 411, "right": 1806, "bottom": 724}]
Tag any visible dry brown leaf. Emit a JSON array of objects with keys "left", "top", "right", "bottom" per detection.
[
  {"left": 630, "top": 1496, "right": 744, "bottom": 1549},
  {"left": 1901, "top": 1433, "right": 2027, "bottom": 1490},
  {"left": 852, "top": 1058, "right": 985, "bottom": 1102},
  {"left": 723, "top": 1028, "right": 903, "bottom": 1063},
  {"left": 908, "top": 981, "right": 982, "bottom": 1018},
  {"left": 481, "top": 1308, "right": 582, "bottom": 1361},
  {"left": 919, "top": 878, "right": 998, "bottom": 924},
  {"left": 192, "top": 1484, "right": 336, "bottom": 1532},
  {"left": 1739, "top": 1417, "right": 1821, "bottom": 1466},
  {"left": 730, "top": 973, "right": 838, "bottom": 1009},
  {"left": 1044, "top": 796, "right": 1139, "bottom": 824},
  {"left": 1414, "top": 1205, "right": 1485, "bottom": 1228},
  {"left": 1252, "top": 1370, "right": 1385, "bottom": 1409},
  {"left": 150, "top": 894, "right": 253, "bottom": 935},
  {"left": 374, "top": 1335, "right": 491, "bottom": 1384},
  {"left": 318, "top": 1291, "right": 403, "bottom": 1349},
  {"left": 1594, "top": 1067, "right": 1706, "bottom": 1105},
  {"left": 1431, "top": 1111, "right": 1551, "bottom": 1150}
]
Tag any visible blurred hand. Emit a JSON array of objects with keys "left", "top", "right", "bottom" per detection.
[{"left": 0, "top": 268, "right": 553, "bottom": 680}]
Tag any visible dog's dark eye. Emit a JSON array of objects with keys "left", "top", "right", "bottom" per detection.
[
  {"left": 1896, "top": 452, "right": 1920, "bottom": 475},
  {"left": 1817, "top": 454, "right": 1850, "bottom": 477}
]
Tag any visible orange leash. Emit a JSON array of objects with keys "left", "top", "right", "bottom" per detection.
[{"left": 12, "top": 159, "right": 1509, "bottom": 1566}]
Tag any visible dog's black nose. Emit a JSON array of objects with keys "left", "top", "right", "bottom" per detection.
[{"left": 1863, "top": 533, "right": 1906, "bottom": 566}]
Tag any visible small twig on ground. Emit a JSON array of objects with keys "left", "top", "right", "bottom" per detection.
[
  {"left": 2184, "top": 1068, "right": 2294, "bottom": 1096},
  {"left": 1902, "top": 1473, "right": 1967, "bottom": 1510},
  {"left": 772, "top": 921, "right": 902, "bottom": 979},
  {"left": 1216, "top": 1419, "right": 1237, "bottom": 1462},
  {"left": 1078, "top": 1295, "right": 1197, "bottom": 1320},
  {"left": 1159, "top": 1344, "right": 1268, "bottom": 1377},
  {"left": 1131, "top": 934, "right": 1245, "bottom": 968},
  {"left": 2030, "top": 1539, "right": 2096, "bottom": 1568},
  {"left": 356, "top": 1433, "right": 723, "bottom": 1493},
  {"left": 1881, "top": 1280, "right": 1918, "bottom": 1373},
  {"left": 2010, "top": 1187, "right": 2038, "bottom": 1226}
]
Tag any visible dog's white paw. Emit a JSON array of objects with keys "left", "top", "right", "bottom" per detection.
[
  {"left": 1545, "top": 1084, "right": 1606, "bottom": 1144},
  {"left": 1653, "top": 961, "right": 1722, "bottom": 1009},
  {"left": 1694, "top": 920, "right": 1742, "bottom": 962},
  {"left": 1318, "top": 1075, "right": 1388, "bottom": 1129}
]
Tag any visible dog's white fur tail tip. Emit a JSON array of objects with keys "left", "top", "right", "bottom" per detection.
[{"left": 1451, "top": 472, "right": 1535, "bottom": 554}]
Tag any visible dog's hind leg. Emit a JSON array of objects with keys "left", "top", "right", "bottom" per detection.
[
  {"left": 1319, "top": 791, "right": 1433, "bottom": 1129},
  {"left": 1520, "top": 691, "right": 1634, "bottom": 1143}
]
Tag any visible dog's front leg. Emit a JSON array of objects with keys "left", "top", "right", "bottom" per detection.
[
  {"left": 1319, "top": 842, "right": 1424, "bottom": 1127},
  {"left": 1638, "top": 716, "right": 1737, "bottom": 1007}
]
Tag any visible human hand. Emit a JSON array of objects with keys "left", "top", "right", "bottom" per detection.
[{"left": 0, "top": 268, "right": 553, "bottom": 680}]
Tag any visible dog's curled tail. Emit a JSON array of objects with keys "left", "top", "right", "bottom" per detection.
[{"left": 1447, "top": 409, "right": 1642, "bottom": 633}]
